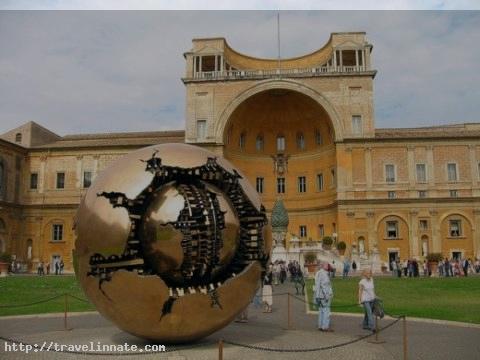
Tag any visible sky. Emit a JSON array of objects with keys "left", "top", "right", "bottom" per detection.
[{"left": 0, "top": 10, "right": 479, "bottom": 135}]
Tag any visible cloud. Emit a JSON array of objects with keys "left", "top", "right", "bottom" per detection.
[
  {"left": 0, "top": 11, "right": 479, "bottom": 135},
  {"left": 2, "top": 1, "right": 480, "bottom": 10}
]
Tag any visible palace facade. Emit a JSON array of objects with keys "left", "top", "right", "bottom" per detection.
[{"left": 1, "top": 32, "right": 479, "bottom": 272}]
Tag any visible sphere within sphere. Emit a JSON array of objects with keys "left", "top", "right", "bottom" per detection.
[{"left": 74, "top": 143, "right": 270, "bottom": 342}]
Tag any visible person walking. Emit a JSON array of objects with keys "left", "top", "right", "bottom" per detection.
[
  {"left": 60, "top": 259, "right": 64, "bottom": 275},
  {"left": 55, "top": 261, "right": 59, "bottom": 275},
  {"left": 262, "top": 268, "right": 273, "bottom": 313},
  {"left": 352, "top": 260, "right": 357, "bottom": 274},
  {"left": 342, "top": 259, "right": 351, "bottom": 279},
  {"left": 315, "top": 262, "right": 334, "bottom": 332},
  {"left": 358, "top": 269, "right": 376, "bottom": 332}
]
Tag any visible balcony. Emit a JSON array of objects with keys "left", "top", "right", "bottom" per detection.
[{"left": 184, "top": 65, "right": 375, "bottom": 82}]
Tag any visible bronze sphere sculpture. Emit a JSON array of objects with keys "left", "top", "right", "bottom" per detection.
[{"left": 74, "top": 143, "right": 270, "bottom": 342}]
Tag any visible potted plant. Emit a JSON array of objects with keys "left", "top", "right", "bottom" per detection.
[
  {"left": 426, "top": 252, "right": 443, "bottom": 277},
  {"left": 336, "top": 241, "right": 347, "bottom": 256},
  {"left": 0, "top": 252, "right": 12, "bottom": 277},
  {"left": 303, "top": 252, "right": 317, "bottom": 273},
  {"left": 322, "top": 236, "right": 333, "bottom": 251}
]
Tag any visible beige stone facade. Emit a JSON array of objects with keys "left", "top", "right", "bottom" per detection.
[{"left": 1, "top": 32, "right": 479, "bottom": 272}]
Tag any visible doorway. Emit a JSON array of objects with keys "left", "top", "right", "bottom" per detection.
[
  {"left": 388, "top": 251, "right": 399, "bottom": 270},
  {"left": 452, "top": 251, "right": 462, "bottom": 261}
]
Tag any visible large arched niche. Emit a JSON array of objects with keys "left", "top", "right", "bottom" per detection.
[
  {"left": 222, "top": 88, "right": 336, "bottom": 156},
  {"left": 216, "top": 79, "right": 343, "bottom": 145}
]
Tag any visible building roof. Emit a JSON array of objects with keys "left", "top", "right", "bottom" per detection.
[
  {"left": 31, "top": 130, "right": 185, "bottom": 149},
  {"left": 374, "top": 123, "right": 480, "bottom": 140}
]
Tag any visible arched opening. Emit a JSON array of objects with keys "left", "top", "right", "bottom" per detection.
[
  {"left": 440, "top": 214, "right": 473, "bottom": 258},
  {"left": 0, "top": 238, "right": 4, "bottom": 253},
  {"left": 358, "top": 236, "right": 366, "bottom": 254},
  {"left": 377, "top": 215, "right": 410, "bottom": 261},
  {"left": 222, "top": 88, "right": 337, "bottom": 247},
  {"left": 224, "top": 89, "right": 334, "bottom": 155}
]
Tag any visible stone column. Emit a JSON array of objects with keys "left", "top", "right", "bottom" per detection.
[
  {"left": 430, "top": 210, "right": 441, "bottom": 253},
  {"left": 93, "top": 155, "right": 100, "bottom": 179},
  {"left": 407, "top": 145, "right": 415, "bottom": 187},
  {"left": 474, "top": 210, "right": 480, "bottom": 259},
  {"left": 409, "top": 210, "right": 419, "bottom": 258},
  {"left": 365, "top": 147, "right": 373, "bottom": 196},
  {"left": 469, "top": 145, "right": 477, "bottom": 188},
  {"left": 366, "top": 211, "right": 377, "bottom": 252},
  {"left": 427, "top": 145, "right": 435, "bottom": 186},
  {"left": 75, "top": 155, "right": 83, "bottom": 189},
  {"left": 355, "top": 50, "right": 359, "bottom": 71},
  {"left": 39, "top": 155, "right": 47, "bottom": 194}
]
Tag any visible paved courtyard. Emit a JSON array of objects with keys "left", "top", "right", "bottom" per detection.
[{"left": 1, "top": 282, "right": 479, "bottom": 359}]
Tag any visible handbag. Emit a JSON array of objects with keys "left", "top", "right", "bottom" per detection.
[{"left": 372, "top": 298, "right": 385, "bottom": 318}]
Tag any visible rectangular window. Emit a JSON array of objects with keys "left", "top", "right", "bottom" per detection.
[
  {"left": 83, "top": 171, "right": 92, "bottom": 188},
  {"left": 298, "top": 176, "right": 306, "bottom": 193},
  {"left": 416, "top": 163, "right": 427, "bottom": 183},
  {"left": 318, "top": 224, "right": 324, "bottom": 238},
  {"left": 447, "top": 163, "right": 457, "bottom": 182},
  {"left": 449, "top": 220, "right": 461, "bottom": 237},
  {"left": 315, "top": 129, "right": 322, "bottom": 145},
  {"left": 450, "top": 190, "right": 458, "bottom": 198},
  {"left": 52, "top": 224, "right": 63, "bottom": 241},
  {"left": 56, "top": 172, "right": 65, "bottom": 189},
  {"left": 256, "top": 177, "right": 264, "bottom": 194},
  {"left": 418, "top": 190, "right": 427, "bottom": 198},
  {"left": 196, "top": 120, "right": 207, "bottom": 140},
  {"left": 277, "top": 177, "right": 285, "bottom": 194},
  {"left": 30, "top": 173, "right": 38, "bottom": 190},
  {"left": 277, "top": 136, "right": 286, "bottom": 152},
  {"left": 388, "top": 191, "right": 396, "bottom": 199},
  {"left": 352, "top": 115, "right": 362, "bottom": 135},
  {"left": 385, "top": 164, "right": 395, "bottom": 183},
  {"left": 419, "top": 220, "right": 428, "bottom": 231},
  {"left": 317, "top": 173, "right": 324, "bottom": 191},
  {"left": 386, "top": 221, "right": 398, "bottom": 238},
  {"left": 299, "top": 225, "right": 307, "bottom": 238}
]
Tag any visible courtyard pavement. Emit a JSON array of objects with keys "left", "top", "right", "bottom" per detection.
[{"left": 1, "top": 282, "right": 479, "bottom": 359}]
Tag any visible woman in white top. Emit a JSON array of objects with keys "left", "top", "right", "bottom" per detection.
[{"left": 358, "top": 269, "right": 376, "bottom": 332}]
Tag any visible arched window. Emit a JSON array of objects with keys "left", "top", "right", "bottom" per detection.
[
  {"left": 239, "top": 132, "right": 246, "bottom": 150},
  {"left": 15, "top": 133, "right": 22, "bottom": 143},
  {"left": 255, "top": 134, "right": 264, "bottom": 151},
  {"left": 276, "top": 135, "right": 285, "bottom": 152},
  {"left": 296, "top": 132, "right": 305, "bottom": 150},
  {"left": 315, "top": 129, "right": 322, "bottom": 145}
]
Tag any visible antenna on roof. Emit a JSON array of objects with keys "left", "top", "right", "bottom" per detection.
[{"left": 277, "top": 11, "right": 281, "bottom": 77}]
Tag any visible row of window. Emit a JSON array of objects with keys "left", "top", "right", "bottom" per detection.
[
  {"left": 255, "top": 172, "right": 336, "bottom": 194},
  {"left": 297, "top": 223, "right": 337, "bottom": 239},
  {"left": 236, "top": 131, "right": 324, "bottom": 152},
  {"left": 386, "top": 189, "right": 460, "bottom": 199},
  {"left": 295, "top": 219, "right": 462, "bottom": 240},
  {"left": 385, "top": 162, "right": 462, "bottom": 183},
  {"left": 385, "top": 219, "right": 462, "bottom": 238},
  {"left": 29, "top": 171, "right": 92, "bottom": 190}
]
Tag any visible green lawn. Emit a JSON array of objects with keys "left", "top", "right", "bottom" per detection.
[
  {"left": 2, "top": 275, "right": 480, "bottom": 324},
  {"left": 0, "top": 275, "right": 94, "bottom": 316},
  {"left": 305, "top": 276, "right": 480, "bottom": 324}
]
